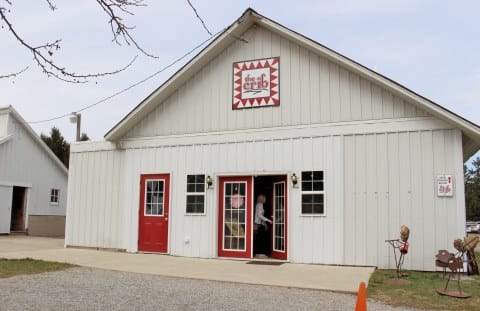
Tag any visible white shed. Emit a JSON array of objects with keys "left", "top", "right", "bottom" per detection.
[
  {"left": 66, "top": 9, "right": 480, "bottom": 270},
  {"left": 0, "top": 105, "right": 68, "bottom": 237}
]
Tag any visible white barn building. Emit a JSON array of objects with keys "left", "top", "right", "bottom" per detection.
[
  {"left": 0, "top": 106, "right": 68, "bottom": 237},
  {"left": 66, "top": 9, "right": 480, "bottom": 270}
]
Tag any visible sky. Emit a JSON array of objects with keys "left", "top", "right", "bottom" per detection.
[{"left": 1, "top": 1, "right": 479, "bottom": 162}]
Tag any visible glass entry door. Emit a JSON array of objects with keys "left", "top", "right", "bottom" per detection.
[
  {"left": 218, "top": 176, "right": 252, "bottom": 258},
  {"left": 271, "top": 177, "right": 287, "bottom": 260}
]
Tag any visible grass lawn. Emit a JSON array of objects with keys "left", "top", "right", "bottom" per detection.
[
  {"left": 0, "top": 258, "right": 75, "bottom": 279},
  {"left": 368, "top": 252, "right": 480, "bottom": 310}
]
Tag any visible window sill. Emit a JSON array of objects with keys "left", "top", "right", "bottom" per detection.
[
  {"left": 300, "top": 214, "right": 326, "bottom": 217},
  {"left": 185, "top": 213, "right": 207, "bottom": 216},
  {"left": 50, "top": 202, "right": 59, "bottom": 206}
]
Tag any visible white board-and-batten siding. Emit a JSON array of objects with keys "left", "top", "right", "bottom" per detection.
[
  {"left": 343, "top": 129, "right": 465, "bottom": 271},
  {"left": 125, "top": 26, "right": 427, "bottom": 139}
]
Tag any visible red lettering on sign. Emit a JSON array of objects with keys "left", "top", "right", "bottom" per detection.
[{"left": 243, "top": 73, "right": 268, "bottom": 91}]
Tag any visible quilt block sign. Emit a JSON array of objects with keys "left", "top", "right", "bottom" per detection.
[{"left": 232, "top": 57, "right": 279, "bottom": 109}]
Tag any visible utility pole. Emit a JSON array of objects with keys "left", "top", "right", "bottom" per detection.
[{"left": 70, "top": 112, "right": 81, "bottom": 142}]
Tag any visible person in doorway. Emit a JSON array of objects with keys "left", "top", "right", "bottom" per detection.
[{"left": 254, "top": 194, "right": 272, "bottom": 257}]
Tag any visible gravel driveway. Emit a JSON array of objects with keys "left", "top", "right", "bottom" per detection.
[{"left": 0, "top": 267, "right": 416, "bottom": 311}]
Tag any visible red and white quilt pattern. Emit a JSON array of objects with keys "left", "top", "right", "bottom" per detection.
[{"left": 232, "top": 57, "right": 279, "bottom": 109}]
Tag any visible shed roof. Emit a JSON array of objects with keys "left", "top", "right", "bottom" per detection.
[
  {"left": 0, "top": 105, "right": 68, "bottom": 176},
  {"left": 105, "top": 8, "right": 480, "bottom": 158}
]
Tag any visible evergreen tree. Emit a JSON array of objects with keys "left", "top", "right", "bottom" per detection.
[
  {"left": 465, "top": 157, "right": 480, "bottom": 220},
  {"left": 80, "top": 133, "right": 90, "bottom": 141},
  {"left": 40, "top": 127, "right": 70, "bottom": 168}
]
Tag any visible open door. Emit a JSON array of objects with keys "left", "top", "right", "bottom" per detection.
[
  {"left": 218, "top": 176, "right": 253, "bottom": 258},
  {"left": 138, "top": 174, "right": 170, "bottom": 253},
  {"left": 271, "top": 176, "right": 287, "bottom": 260},
  {"left": 10, "top": 187, "right": 26, "bottom": 232}
]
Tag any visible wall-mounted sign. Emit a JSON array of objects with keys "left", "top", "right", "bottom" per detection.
[
  {"left": 232, "top": 57, "right": 279, "bottom": 109},
  {"left": 437, "top": 174, "right": 454, "bottom": 197}
]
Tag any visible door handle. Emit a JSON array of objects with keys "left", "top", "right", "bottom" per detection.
[{"left": 165, "top": 217, "right": 168, "bottom": 221}]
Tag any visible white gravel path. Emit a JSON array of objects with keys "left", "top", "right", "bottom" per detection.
[{"left": 0, "top": 267, "right": 419, "bottom": 311}]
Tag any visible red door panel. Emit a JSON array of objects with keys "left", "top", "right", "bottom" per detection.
[
  {"left": 138, "top": 174, "right": 170, "bottom": 253},
  {"left": 271, "top": 176, "right": 287, "bottom": 260},
  {"left": 218, "top": 176, "right": 252, "bottom": 258}
]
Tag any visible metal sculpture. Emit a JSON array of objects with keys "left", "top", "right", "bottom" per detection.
[
  {"left": 435, "top": 246, "right": 472, "bottom": 298},
  {"left": 385, "top": 225, "right": 410, "bottom": 278},
  {"left": 456, "top": 236, "right": 479, "bottom": 275}
]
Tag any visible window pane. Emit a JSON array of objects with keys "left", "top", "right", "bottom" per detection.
[
  {"left": 194, "top": 204, "right": 203, "bottom": 214},
  {"left": 187, "top": 175, "right": 196, "bottom": 183},
  {"left": 238, "top": 238, "right": 245, "bottom": 249},
  {"left": 301, "top": 181, "right": 312, "bottom": 191},
  {"left": 196, "top": 175, "right": 205, "bottom": 184},
  {"left": 187, "top": 183, "right": 196, "bottom": 193},
  {"left": 301, "top": 171, "right": 311, "bottom": 181},
  {"left": 145, "top": 204, "right": 152, "bottom": 215},
  {"left": 313, "top": 181, "right": 324, "bottom": 191},
  {"left": 312, "top": 193, "right": 324, "bottom": 203},
  {"left": 313, "top": 203, "right": 324, "bottom": 214},
  {"left": 224, "top": 237, "right": 231, "bottom": 249},
  {"left": 151, "top": 181, "right": 159, "bottom": 192},
  {"left": 301, "top": 194, "right": 324, "bottom": 215},
  {"left": 301, "top": 204, "right": 314, "bottom": 214},
  {"left": 186, "top": 195, "right": 195, "bottom": 204},
  {"left": 313, "top": 171, "right": 324, "bottom": 181},
  {"left": 195, "top": 183, "right": 205, "bottom": 193},
  {"left": 186, "top": 195, "right": 204, "bottom": 214},
  {"left": 302, "top": 194, "right": 313, "bottom": 204}
]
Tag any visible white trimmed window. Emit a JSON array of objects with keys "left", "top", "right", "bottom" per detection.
[
  {"left": 186, "top": 175, "right": 205, "bottom": 214},
  {"left": 301, "top": 171, "right": 325, "bottom": 215},
  {"left": 50, "top": 189, "right": 60, "bottom": 205}
]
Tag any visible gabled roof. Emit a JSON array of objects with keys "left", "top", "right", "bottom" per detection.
[
  {"left": 0, "top": 105, "right": 68, "bottom": 176},
  {"left": 105, "top": 8, "right": 480, "bottom": 153}
]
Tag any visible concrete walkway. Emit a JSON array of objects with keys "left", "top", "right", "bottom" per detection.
[{"left": 0, "top": 236, "right": 374, "bottom": 293}]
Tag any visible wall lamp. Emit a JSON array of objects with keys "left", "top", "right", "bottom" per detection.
[
  {"left": 206, "top": 175, "right": 213, "bottom": 189},
  {"left": 291, "top": 173, "right": 298, "bottom": 187}
]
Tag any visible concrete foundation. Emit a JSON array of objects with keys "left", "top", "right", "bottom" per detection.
[{"left": 28, "top": 215, "right": 65, "bottom": 237}]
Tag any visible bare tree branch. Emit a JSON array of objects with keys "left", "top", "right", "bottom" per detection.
[
  {"left": 0, "top": 4, "right": 138, "bottom": 83},
  {"left": 0, "top": 66, "right": 28, "bottom": 79},
  {"left": 45, "top": 0, "right": 56, "bottom": 11},
  {"left": 186, "top": 0, "right": 212, "bottom": 35},
  {"left": 0, "top": 0, "right": 156, "bottom": 82},
  {"left": 95, "top": 0, "right": 158, "bottom": 58}
]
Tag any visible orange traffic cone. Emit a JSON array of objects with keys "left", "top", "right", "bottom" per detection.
[{"left": 355, "top": 282, "right": 367, "bottom": 311}]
